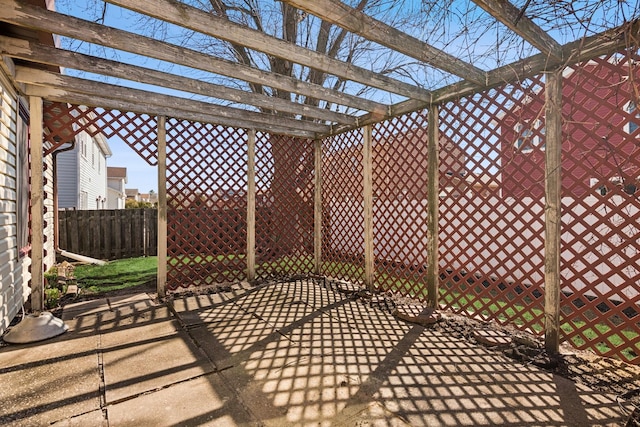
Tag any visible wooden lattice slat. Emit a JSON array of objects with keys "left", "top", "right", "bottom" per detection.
[
  {"left": 321, "top": 129, "right": 366, "bottom": 284},
  {"left": 371, "top": 111, "right": 430, "bottom": 296},
  {"left": 166, "top": 118, "right": 247, "bottom": 290},
  {"left": 254, "top": 133, "right": 315, "bottom": 280},
  {"left": 558, "top": 51, "right": 640, "bottom": 363},
  {"left": 438, "top": 75, "right": 547, "bottom": 335}
]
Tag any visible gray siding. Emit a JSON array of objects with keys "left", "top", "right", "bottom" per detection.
[
  {"left": 57, "top": 132, "right": 108, "bottom": 210},
  {"left": 57, "top": 147, "right": 79, "bottom": 209}
]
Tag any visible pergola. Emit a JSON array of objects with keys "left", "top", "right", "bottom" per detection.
[{"left": 1, "top": 0, "right": 639, "bottom": 361}]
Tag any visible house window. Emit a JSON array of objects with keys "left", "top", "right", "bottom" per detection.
[
  {"left": 624, "top": 101, "right": 640, "bottom": 134},
  {"left": 514, "top": 119, "right": 545, "bottom": 153},
  {"left": 80, "top": 191, "right": 88, "bottom": 209},
  {"left": 80, "top": 134, "right": 87, "bottom": 158}
]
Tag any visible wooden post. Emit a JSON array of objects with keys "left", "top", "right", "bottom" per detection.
[
  {"left": 427, "top": 105, "right": 440, "bottom": 308},
  {"left": 313, "top": 139, "right": 323, "bottom": 275},
  {"left": 544, "top": 69, "right": 563, "bottom": 354},
  {"left": 157, "top": 116, "right": 167, "bottom": 297},
  {"left": 362, "top": 125, "right": 374, "bottom": 290},
  {"left": 29, "top": 96, "right": 44, "bottom": 313},
  {"left": 246, "top": 129, "right": 256, "bottom": 282}
]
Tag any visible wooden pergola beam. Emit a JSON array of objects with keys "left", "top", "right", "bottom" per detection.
[
  {"left": 471, "top": 0, "right": 563, "bottom": 60},
  {"left": 281, "top": 0, "right": 487, "bottom": 85},
  {"left": 0, "top": 36, "right": 357, "bottom": 126},
  {"left": 328, "top": 19, "right": 640, "bottom": 136},
  {"left": 22, "top": 84, "right": 318, "bottom": 139},
  {"left": 107, "top": 0, "right": 432, "bottom": 104},
  {"left": 15, "top": 67, "right": 330, "bottom": 135},
  {"left": 0, "top": 0, "right": 387, "bottom": 115}
]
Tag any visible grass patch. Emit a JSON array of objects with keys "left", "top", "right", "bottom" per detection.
[{"left": 74, "top": 256, "right": 157, "bottom": 295}]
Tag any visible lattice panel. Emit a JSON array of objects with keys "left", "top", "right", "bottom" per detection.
[
  {"left": 559, "top": 51, "right": 640, "bottom": 363},
  {"left": 43, "top": 103, "right": 157, "bottom": 164},
  {"left": 371, "top": 111, "right": 430, "bottom": 296},
  {"left": 166, "top": 119, "right": 247, "bottom": 290},
  {"left": 254, "top": 133, "right": 314, "bottom": 280},
  {"left": 321, "top": 129, "right": 365, "bottom": 284},
  {"left": 438, "top": 76, "right": 546, "bottom": 335},
  {"left": 92, "top": 109, "right": 158, "bottom": 165}
]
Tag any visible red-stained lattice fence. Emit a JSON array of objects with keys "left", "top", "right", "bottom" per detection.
[
  {"left": 321, "top": 129, "right": 365, "bottom": 284},
  {"left": 438, "top": 75, "right": 547, "bottom": 335},
  {"left": 254, "top": 133, "right": 315, "bottom": 280},
  {"left": 557, "top": 52, "right": 640, "bottom": 363},
  {"left": 371, "top": 111, "right": 430, "bottom": 296},
  {"left": 43, "top": 103, "right": 157, "bottom": 165},
  {"left": 166, "top": 119, "right": 247, "bottom": 290}
]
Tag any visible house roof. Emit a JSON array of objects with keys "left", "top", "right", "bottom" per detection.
[
  {"left": 125, "top": 188, "right": 139, "bottom": 197},
  {"left": 107, "top": 167, "right": 127, "bottom": 180}
]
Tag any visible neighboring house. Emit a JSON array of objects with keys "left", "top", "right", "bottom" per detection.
[
  {"left": 139, "top": 192, "right": 158, "bottom": 205},
  {"left": 0, "top": 0, "right": 57, "bottom": 335},
  {"left": 324, "top": 126, "right": 467, "bottom": 201},
  {"left": 107, "top": 167, "right": 127, "bottom": 209},
  {"left": 125, "top": 188, "right": 140, "bottom": 202},
  {"left": 57, "top": 126, "right": 112, "bottom": 209},
  {"left": 500, "top": 56, "right": 640, "bottom": 198}
]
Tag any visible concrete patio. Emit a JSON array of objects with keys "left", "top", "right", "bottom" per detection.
[{"left": 0, "top": 279, "right": 624, "bottom": 426}]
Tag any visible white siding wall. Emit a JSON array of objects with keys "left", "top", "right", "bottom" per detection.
[
  {"left": 57, "top": 132, "right": 109, "bottom": 210},
  {"left": 0, "top": 71, "right": 30, "bottom": 335},
  {"left": 77, "top": 132, "right": 108, "bottom": 209}
]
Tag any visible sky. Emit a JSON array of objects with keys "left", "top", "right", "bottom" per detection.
[{"left": 107, "top": 136, "right": 157, "bottom": 193}]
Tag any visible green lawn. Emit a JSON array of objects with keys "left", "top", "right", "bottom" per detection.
[{"left": 74, "top": 256, "right": 157, "bottom": 294}]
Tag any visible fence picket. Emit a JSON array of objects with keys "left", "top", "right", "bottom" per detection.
[{"left": 58, "top": 209, "right": 158, "bottom": 260}]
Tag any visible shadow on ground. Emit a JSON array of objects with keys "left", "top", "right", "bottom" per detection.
[{"left": 0, "top": 279, "right": 626, "bottom": 426}]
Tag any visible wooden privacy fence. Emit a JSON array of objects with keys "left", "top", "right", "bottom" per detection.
[{"left": 58, "top": 209, "right": 157, "bottom": 260}]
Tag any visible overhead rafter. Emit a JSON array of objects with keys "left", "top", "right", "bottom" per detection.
[
  {"left": 16, "top": 66, "right": 330, "bottom": 135},
  {"left": 0, "top": 36, "right": 357, "bottom": 125},
  {"left": 106, "top": 0, "right": 433, "bottom": 104},
  {"left": 471, "top": 0, "right": 563, "bottom": 60},
  {"left": 280, "top": 0, "right": 487, "bottom": 86},
  {"left": 328, "top": 19, "right": 640, "bottom": 135},
  {"left": 24, "top": 84, "right": 319, "bottom": 138},
  {"left": 0, "top": 0, "right": 388, "bottom": 116}
]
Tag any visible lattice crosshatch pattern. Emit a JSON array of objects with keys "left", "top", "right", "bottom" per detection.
[
  {"left": 166, "top": 119, "right": 248, "bottom": 290},
  {"left": 321, "top": 130, "right": 365, "bottom": 284},
  {"left": 558, "top": 52, "right": 640, "bottom": 363},
  {"left": 438, "top": 76, "right": 547, "bottom": 335},
  {"left": 43, "top": 103, "right": 158, "bottom": 164},
  {"left": 371, "top": 112, "right": 430, "bottom": 296},
  {"left": 255, "top": 134, "right": 314, "bottom": 280}
]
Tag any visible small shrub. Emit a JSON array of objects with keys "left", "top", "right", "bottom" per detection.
[
  {"left": 45, "top": 288, "right": 60, "bottom": 309},
  {"left": 44, "top": 267, "right": 59, "bottom": 289}
]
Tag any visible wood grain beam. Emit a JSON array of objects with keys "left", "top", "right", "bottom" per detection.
[
  {"left": 281, "top": 0, "right": 487, "bottom": 85},
  {"left": 471, "top": 0, "right": 563, "bottom": 59},
  {"left": 107, "top": 0, "right": 432, "bottom": 103},
  {"left": 29, "top": 95, "right": 44, "bottom": 312},
  {"left": 22, "top": 84, "right": 318, "bottom": 138},
  {"left": 544, "top": 69, "right": 562, "bottom": 354},
  {"left": 157, "top": 116, "right": 167, "bottom": 297},
  {"left": 0, "top": 0, "right": 387, "bottom": 115},
  {"left": 328, "top": 19, "right": 640, "bottom": 136},
  {"left": 0, "top": 36, "right": 355, "bottom": 125},
  {"left": 15, "top": 67, "right": 330, "bottom": 135}
]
